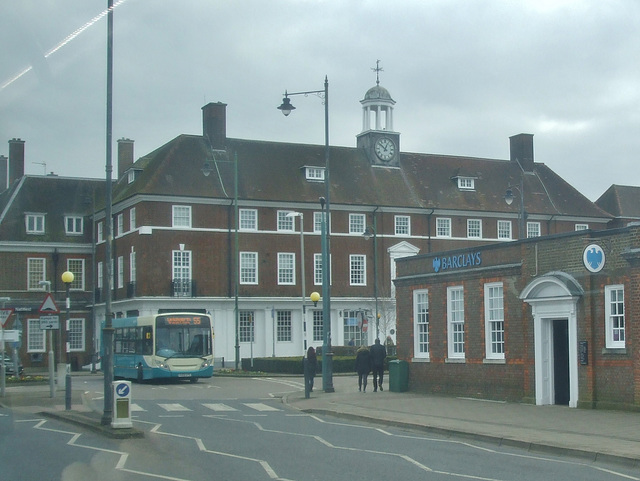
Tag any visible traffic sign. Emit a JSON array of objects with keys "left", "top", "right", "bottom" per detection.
[
  {"left": 39, "top": 315, "right": 60, "bottom": 330},
  {"left": 38, "top": 293, "right": 60, "bottom": 314},
  {"left": 0, "top": 308, "right": 14, "bottom": 328},
  {"left": 0, "top": 330, "right": 20, "bottom": 342}
]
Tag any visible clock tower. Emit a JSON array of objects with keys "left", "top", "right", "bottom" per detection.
[{"left": 357, "top": 61, "right": 400, "bottom": 167}]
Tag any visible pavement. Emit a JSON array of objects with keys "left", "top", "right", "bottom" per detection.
[{"left": 2, "top": 372, "right": 640, "bottom": 467}]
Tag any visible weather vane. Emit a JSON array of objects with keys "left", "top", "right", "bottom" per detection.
[{"left": 371, "top": 60, "right": 383, "bottom": 85}]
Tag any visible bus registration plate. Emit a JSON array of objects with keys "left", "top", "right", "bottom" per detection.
[{"left": 178, "top": 373, "right": 191, "bottom": 378}]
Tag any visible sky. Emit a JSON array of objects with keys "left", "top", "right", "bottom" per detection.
[{"left": 1, "top": 0, "right": 639, "bottom": 202}]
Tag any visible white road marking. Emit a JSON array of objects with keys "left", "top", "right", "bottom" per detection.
[
  {"left": 203, "top": 403, "right": 238, "bottom": 412},
  {"left": 158, "top": 403, "right": 191, "bottom": 412}
]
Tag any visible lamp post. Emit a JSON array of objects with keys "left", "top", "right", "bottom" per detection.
[
  {"left": 61, "top": 270, "right": 74, "bottom": 410},
  {"left": 102, "top": 0, "right": 115, "bottom": 426},
  {"left": 362, "top": 225, "right": 379, "bottom": 339},
  {"left": 0, "top": 297, "right": 10, "bottom": 398},
  {"left": 278, "top": 76, "right": 333, "bottom": 392},
  {"left": 286, "top": 211, "right": 307, "bottom": 353},
  {"left": 504, "top": 176, "right": 526, "bottom": 239},
  {"left": 202, "top": 151, "right": 240, "bottom": 370}
]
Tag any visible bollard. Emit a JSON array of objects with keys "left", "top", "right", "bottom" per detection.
[{"left": 65, "top": 365, "right": 72, "bottom": 410}]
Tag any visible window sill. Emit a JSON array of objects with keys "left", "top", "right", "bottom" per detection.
[
  {"left": 602, "top": 347, "right": 627, "bottom": 355},
  {"left": 483, "top": 358, "right": 506, "bottom": 365},
  {"left": 412, "top": 357, "right": 430, "bottom": 363},
  {"left": 445, "top": 358, "right": 465, "bottom": 364}
]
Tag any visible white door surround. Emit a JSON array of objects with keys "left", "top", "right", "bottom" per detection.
[{"left": 520, "top": 271, "right": 584, "bottom": 408}]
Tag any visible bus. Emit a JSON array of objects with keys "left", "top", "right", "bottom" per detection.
[{"left": 109, "top": 313, "right": 214, "bottom": 382}]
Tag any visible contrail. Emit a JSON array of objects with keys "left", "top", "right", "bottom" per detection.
[{"left": 1, "top": 0, "right": 129, "bottom": 91}]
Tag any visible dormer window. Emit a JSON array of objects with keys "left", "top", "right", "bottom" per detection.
[
  {"left": 304, "top": 166, "right": 325, "bottom": 181},
  {"left": 457, "top": 177, "right": 475, "bottom": 190},
  {"left": 126, "top": 168, "right": 142, "bottom": 184}
]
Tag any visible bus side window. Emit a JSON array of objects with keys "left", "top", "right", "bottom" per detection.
[{"left": 142, "top": 326, "right": 153, "bottom": 355}]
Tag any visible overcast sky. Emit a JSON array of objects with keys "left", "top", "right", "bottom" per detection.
[{"left": 1, "top": 0, "right": 639, "bottom": 201}]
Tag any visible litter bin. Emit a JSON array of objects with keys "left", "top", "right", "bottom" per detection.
[{"left": 388, "top": 359, "right": 409, "bottom": 392}]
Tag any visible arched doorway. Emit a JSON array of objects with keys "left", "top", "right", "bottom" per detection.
[{"left": 520, "top": 272, "right": 583, "bottom": 408}]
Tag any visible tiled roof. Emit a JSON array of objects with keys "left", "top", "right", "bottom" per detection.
[
  {"left": 595, "top": 185, "right": 640, "bottom": 219},
  {"left": 113, "top": 134, "right": 611, "bottom": 221}
]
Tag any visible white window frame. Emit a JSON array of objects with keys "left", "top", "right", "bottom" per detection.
[
  {"left": 313, "top": 212, "right": 323, "bottom": 233},
  {"left": 172, "top": 205, "right": 192, "bottom": 228},
  {"left": 27, "top": 258, "right": 46, "bottom": 290},
  {"left": 413, "top": 289, "right": 429, "bottom": 359},
  {"left": 239, "top": 310, "right": 255, "bottom": 343},
  {"left": 349, "top": 254, "right": 366, "bottom": 286},
  {"left": 527, "top": 222, "right": 541, "bottom": 238},
  {"left": 395, "top": 215, "right": 410, "bottom": 236},
  {"left": 467, "top": 219, "right": 482, "bottom": 239},
  {"left": 130, "top": 250, "right": 136, "bottom": 283},
  {"left": 117, "top": 256, "right": 124, "bottom": 289},
  {"left": 67, "top": 259, "right": 85, "bottom": 291},
  {"left": 305, "top": 166, "right": 325, "bottom": 181},
  {"left": 65, "top": 216, "right": 83, "bottom": 235},
  {"left": 97, "top": 262, "right": 103, "bottom": 290},
  {"left": 172, "top": 250, "right": 192, "bottom": 297},
  {"left": 27, "top": 318, "right": 46, "bottom": 353},
  {"left": 25, "top": 213, "right": 45, "bottom": 234},
  {"left": 240, "top": 252, "right": 258, "bottom": 285},
  {"left": 127, "top": 170, "right": 135, "bottom": 184},
  {"left": 239, "top": 209, "right": 258, "bottom": 231},
  {"left": 277, "top": 211, "right": 295, "bottom": 232},
  {"left": 117, "top": 214, "right": 124, "bottom": 236},
  {"left": 349, "top": 213, "right": 366, "bottom": 235},
  {"left": 276, "top": 310, "right": 293, "bottom": 342},
  {"left": 447, "top": 286, "right": 465, "bottom": 359},
  {"left": 497, "top": 220, "right": 512, "bottom": 240},
  {"left": 575, "top": 223, "right": 589, "bottom": 231},
  {"left": 97, "top": 222, "right": 104, "bottom": 243},
  {"left": 67, "top": 318, "right": 85, "bottom": 352},
  {"left": 458, "top": 177, "right": 475, "bottom": 190},
  {"left": 605, "top": 285, "right": 625, "bottom": 349},
  {"left": 277, "top": 253, "right": 296, "bottom": 285},
  {"left": 129, "top": 207, "right": 136, "bottom": 231},
  {"left": 484, "top": 282, "right": 505, "bottom": 360},
  {"left": 436, "top": 218, "right": 451, "bottom": 238}
]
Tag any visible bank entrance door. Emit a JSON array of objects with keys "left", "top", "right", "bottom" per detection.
[
  {"left": 521, "top": 272, "right": 582, "bottom": 408},
  {"left": 552, "top": 320, "right": 570, "bottom": 405}
]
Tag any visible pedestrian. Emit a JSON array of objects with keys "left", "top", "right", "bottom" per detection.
[
  {"left": 355, "top": 345, "right": 371, "bottom": 392},
  {"left": 348, "top": 338, "right": 355, "bottom": 346},
  {"left": 370, "top": 338, "right": 387, "bottom": 392},
  {"left": 305, "top": 346, "right": 317, "bottom": 393}
]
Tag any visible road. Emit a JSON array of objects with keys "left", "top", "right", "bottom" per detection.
[{"left": 2, "top": 375, "right": 638, "bottom": 481}]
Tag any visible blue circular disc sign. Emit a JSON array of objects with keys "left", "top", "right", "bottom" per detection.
[
  {"left": 583, "top": 244, "right": 605, "bottom": 273},
  {"left": 116, "top": 383, "right": 130, "bottom": 397}
]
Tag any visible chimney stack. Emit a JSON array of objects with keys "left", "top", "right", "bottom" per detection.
[
  {"left": 509, "top": 133, "right": 534, "bottom": 172},
  {"left": 9, "top": 138, "right": 25, "bottom": 185},
  {"left": 202, "top": 102, "right": 227, "bottom": 150},
  {"left": 0, "top": 155, "right": 7, "bottom": 191},
  {"left": 117, "top": 138, "right": 135, "bottom": 179}
]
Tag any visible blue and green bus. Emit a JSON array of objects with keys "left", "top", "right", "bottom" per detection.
[{"left": 110, "top": 313, "right": 214, "bottom": 382}]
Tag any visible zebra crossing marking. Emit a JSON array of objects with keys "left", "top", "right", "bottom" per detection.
[
  {"left": 243, "top": 403, "right": 280, "bottom": 412},
  {"left": 158, "top": 403, "right": 192, "bottom": 412},
  {"left": 203, "top": 403, "right": 238, "bottom": 412}
]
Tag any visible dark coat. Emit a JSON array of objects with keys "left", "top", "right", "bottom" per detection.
[
  {"left": 370, "top": 342, "right": 387, "bottom": 368},
  {"left": 355, "top": 347, "right": 371, "bottom": 375}
]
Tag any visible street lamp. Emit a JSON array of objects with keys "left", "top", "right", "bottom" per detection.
[
  {"left": 61, "top": 270, "right": 74, "bottom": 410},
  {"left": 504, "top": 177, "right": 527, "bottom": 239},
  {"left": 0, "top": 296, "right": 10, "bottom": 398},
  {"left": 38, "top": 281, "right": 55, "bottom": 397},
  {"left": 278, "top": 76, "right": 333, "bottom": 392},
  {"left": 202, "top": 151, "right": 240, "bottom": 370},
  {"left": 286, "top": 211, "right": 308, "bottom": 353},
  {"left": 362, "top": 225, "right": 379, "bottom": 339}
]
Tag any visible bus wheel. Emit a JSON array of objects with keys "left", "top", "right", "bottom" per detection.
[
  {"left": 190, "top": 377, "right": 198, "bottom": 384},
  {"left": 137, "top": 364, "right": 144, "bottom": 383}
]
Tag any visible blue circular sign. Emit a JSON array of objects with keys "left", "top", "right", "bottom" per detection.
[
  {"left": 583, "top": 244, "right": 605, "bottom": 273},
  {"left": 116, "top": 383, "right": 130, "bottom": 397}
]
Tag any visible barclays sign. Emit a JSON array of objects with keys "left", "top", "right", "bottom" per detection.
[{"left": 433, "top": 251, "right": 482, "bottom": 273}]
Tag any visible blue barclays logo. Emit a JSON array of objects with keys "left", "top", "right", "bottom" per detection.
[
  {"left": 433, "top": 252, "right": 482, "bottom": 273},
  {"left": 583, "top": 244, "right": 605, "bottom": 273}
]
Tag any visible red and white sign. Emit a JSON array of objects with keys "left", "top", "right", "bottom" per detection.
[
  {"left": 0, "top": 308, "right": 14, "bottom": 328},
  {"left": 362, "top": 321, "right": 368, "bottom": 333},
  {"left": 38, "top": 293, "right": 60, "bottom": 314}
]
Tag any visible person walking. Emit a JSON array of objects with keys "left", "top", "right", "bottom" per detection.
[
  {"left": 355, "top": 345, "right": 371, "bottom": 392},
  {"left": 305, "top": 346, "right": 317, "bottom": 393},
  {"left": 370, "top": 338, "right": 387, "bottom": 392}
]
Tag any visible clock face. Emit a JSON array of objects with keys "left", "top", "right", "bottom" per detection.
[{"left": 374, "top": 137, "right": 396, "bottom": 161}]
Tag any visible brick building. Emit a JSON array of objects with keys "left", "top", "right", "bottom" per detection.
[
  {"left": 395, "top": 224, "right": 640, "bottom": 410},
  {"left": 1, "top": 79, "right": 614, "bottom": 369}
]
